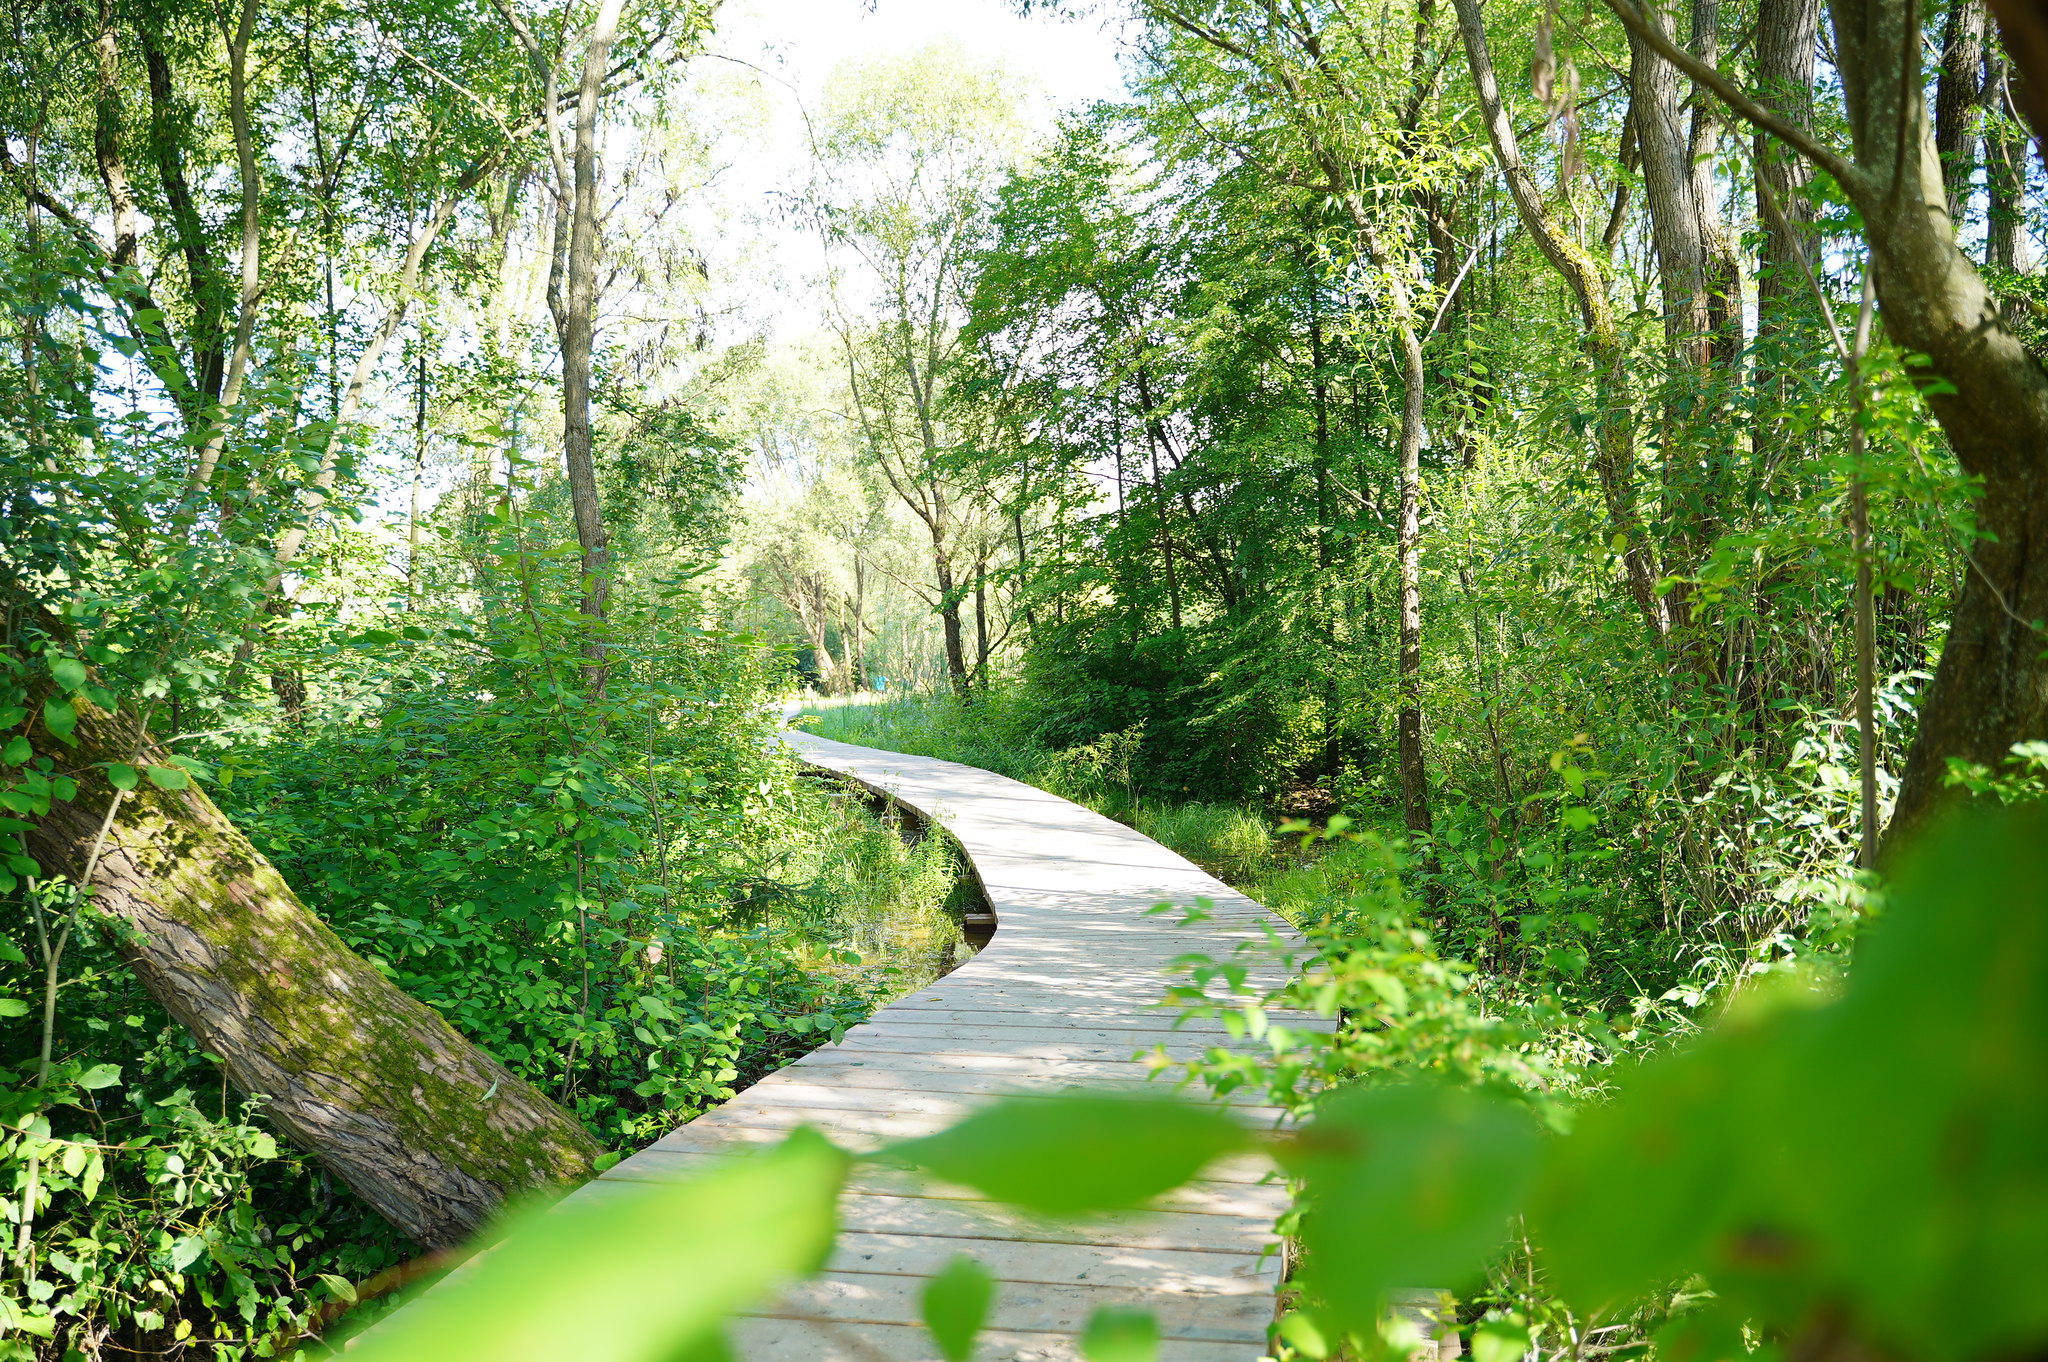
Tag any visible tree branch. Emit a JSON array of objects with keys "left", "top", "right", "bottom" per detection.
[{"left": 1600, "top": 0, "right": 1867, "bottom": 190}]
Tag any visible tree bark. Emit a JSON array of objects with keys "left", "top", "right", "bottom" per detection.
[
  {"left": 24, "top": 700, "right": 600, "bottom": 1248},
  {"left": 1631, "top": 0, "right": 1713, "bottom": 372},
  {"left": 1983, "top": 50, "right": 2028, "bottom": 275},
  {"left": 1391, "top": 275, "right": 1432, "bottom": 840},
  {"left": 935, "top": 554, "right": 969, "bottom": 698},
  {"left": 139, "top": 29, "right": 226, "bottom": 414},
  {"left": 1936, "top": 0, "right": 1988, "bottom": 219},
  {"left": 1825, "top": 0, "right": 2048, "bottom": 845},
  {"left": 1754, "top": 0, "right": 1821, "bottom": 336},
  {"left": 560, "top": 0, "right": 628, "bottom": 645}
]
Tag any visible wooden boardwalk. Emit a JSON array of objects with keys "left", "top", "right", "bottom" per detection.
[{"left": 533, "top": 732, "right": 1324, "bottom": 1360}]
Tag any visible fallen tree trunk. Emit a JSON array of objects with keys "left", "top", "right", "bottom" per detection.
[{"left": 25, "top": 698, "right": 599, "bottom": 1248}]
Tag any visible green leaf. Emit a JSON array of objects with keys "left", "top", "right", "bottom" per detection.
[
  {"left": 319, "top": 1273, "right": 359, "bottom": 1305},
  {"left": 1535, "top": 807, "right": 2048, "bottom": 1362},
  {"left": 50, "top": 658, "right": 86, "bottom": 692},
  {"left": 42, "top": 699, "right": 76, "bottom": 744},
  {"left": 106, "top": 763, "right": 139, "bottom": 792},
  {"left": 921, "top": 1255, "right": 994, "bottom": 1362},
  {"left": 0, "top": 999, "right": 28, "bottom": 1017},
  {"left": 1079, "top": 1308, "right": 1158, "bottom": 1362},
  {"left": 144, "top": 766, "right": 190, "bottom": 791},
  {"left": 1278, "top": 1083, "right": 1540, "bottom": 1332},
  {"left": 1472, "top": 1319, "right": 1532, "bottom": 1362},
  {"left": 350, "top": 1127, "right": 847, "bottom": 1362},
  {"left": 2, "top": 736, "right": 28, "bottom": 767},
  {"left": 879, "top": 1093, "right": 1251, "bottom": 1215},
  {"left": 76, "top": 1064, "right": 121, "bottom": 1090},
  {"left": 1276, "top": 1312, "right": 1331, "bottom": 1359}
]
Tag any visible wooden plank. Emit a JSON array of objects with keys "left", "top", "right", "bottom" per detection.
[
  {"left": 608, "top": 1146, "right": 1286, "bottom": 1215},
  {"left": 628, "top": 1128, "right": 1283, "bottom": 1185},
  {"left": 823, "top": 1232, "right": 1279, "bottom": 1293},
  {"left": 659, "top": 1072, "right": 1290, "bottom": 1125},
  {"left": 765, "top": 1269, "right": 1271, "bottom": 1341},
  {"left": 701, "top": 1054, "right": 1288, "bottom": 1108},
  {"left": 560, "top": 1176, "right": 1280, "bottom": 1254},
  {"left": 728, "top": 1318, "right": 1263, "bottom": 1362}
]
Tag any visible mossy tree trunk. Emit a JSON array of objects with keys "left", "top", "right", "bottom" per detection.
[{"left": 25, "top": 700, "right": 600, "bottom": 1247}]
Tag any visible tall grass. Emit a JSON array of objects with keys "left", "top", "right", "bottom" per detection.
[{"left": 1137, "top": 803, "right": 1275, "bottom": 884}]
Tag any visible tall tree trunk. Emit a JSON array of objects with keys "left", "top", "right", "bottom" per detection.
[
  {"left": 1830, "top": 0, "right": 2048, "bottom": 843},
  {"left": 1453, "top": 0, "right": 1670, "bottom": 645},
  {"left": 1345, "top": 206, "right": 1434, "bottom": 841},
  {"left": 1631, "top": 0, "right": 1712, "bottom": 372},
  {"left": 560, "top": 0, "right": 627, "bottom": 651},
  {"left": 935, "top": 554, "right": 969, "bottom": 698},
  {"left": 1688, "top": 0, "right": 1745, "bottom": 371},
  {"left": 1936, "top": 0, "right": 1987, "bottom": 219},
  {"left": 1394, "top": 302, "right": 1432, "bottom": 841},
  {"left": 1632, "top": 0, "right": 1717, "bottom": 645},
  {"left": 1983, "top": 50, "right": 2027, "bottom": 276},
  {"left": 1148, "top": 434, "right": 1182, "bottom": 631},
  {"left": 974, "top": 559, "right": 990, "bottom": 688},
  {"left": 23, "top": 699, "right": 599, "bottom": 1248},
  {"left": 1754, "top": 0, "right": 1822, "bottom": 339}
]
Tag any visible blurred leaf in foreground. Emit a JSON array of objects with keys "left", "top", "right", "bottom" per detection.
[
  {"left": 922, "top": 1254, "right": 995, "bottom": 1362},
  {"left": 1536, "top": 805, "right": 2048, "bottom": 1362},
  {"left": 1079, "top": 1306, "right": 1159, "bottom": 1362},
  {"left": 880, "top": 1092, "right": 1251, "bottom": 1214},
  {"left": 349, "top": 1128, "right": 847, "bottom": 1362},
  {"left": 1277, "top": 1082, "right": 1540, "bottom": 1334}
]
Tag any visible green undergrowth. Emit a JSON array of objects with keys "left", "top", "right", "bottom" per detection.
[{"left": 2, "top": 600, "right": 967, "bottom": 1358}]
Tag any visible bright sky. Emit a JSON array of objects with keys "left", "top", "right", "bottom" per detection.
[
  {"left": 700, "top": 0, "right": 1137, "bottom": 346},
  {"left": 716, "top": 0, "right": 1133, "bottom": 128}
]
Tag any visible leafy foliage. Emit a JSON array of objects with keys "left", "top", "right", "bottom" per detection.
[{"left": 345, "top": 806, "right": 2048, "bottom": 1362}]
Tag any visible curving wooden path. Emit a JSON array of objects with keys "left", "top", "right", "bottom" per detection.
[{"left": 405, "top": 731, "right": 1325, "bottom": 1361}]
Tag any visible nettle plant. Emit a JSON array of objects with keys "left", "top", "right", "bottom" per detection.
[{"left": 350, "top": 806, "right": 2046, "bottom": 1362}]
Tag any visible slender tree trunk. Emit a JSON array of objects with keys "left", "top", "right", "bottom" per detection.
[
  {"left": 1936, "top": 0, "right": 1987, "bottom": 219},
  {"left": 1149, "top": 436, "right": 1182, "bottom": 631},
  {"left": 1847, "top": 275, "right": 1880, "bottom": 869},
  {"left": 23, "top": 698, "right": 599, "bottom": 1248},
  {"left": 973, "top": 559, "right": 990, "bottom": 687},
  {"left": 187, "top": 0, "right": 262, "bottom": 492},
  {"left": 1392, "top": 284, "right": 1431, "bottom": 841},
  {"left": 409, "top": 339, "right": 428, "bottom": 603},
  {"left": 1688, "top": 0, "right": 1745, "bottom": 375},
  {"left": 1754, "top": 0, "right": 1822, "bottom": 338},
  {"left": 139, "top": 30, "right": 225, "bottom": 413},
  {"left": 1344, "top": 205, "right": 1434, "bottom": 840},
  {"left": 1012, "top": 511, "right": 1035, "bottom": 631},
  {"left": 560, "top": 0, "right": 628, "bottom": 653},
  {"left": 935, "top": 555, "right": 969, "bottom": 698},
  {"left": 850, "top": 557, "right": 868, "bottom": 688},
  {"left": 1983, "top": 50, "right": 2028, "bottom": 276},
  {"left": 1631, "top": 0, "right": 1712, "bottom": 371},
  {"left": 1453, "top": 0, "right": 1669, "bottom": 645}
]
